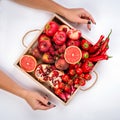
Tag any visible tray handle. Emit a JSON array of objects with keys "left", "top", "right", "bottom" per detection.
[
  {"left": 80, "top": 71, "right": 98, "bottom": 91},
  {"left": 22, "top": 29, "right": 41, "bottom": 48}
]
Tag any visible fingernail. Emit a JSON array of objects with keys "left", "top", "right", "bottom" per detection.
[
  {"left": 47, "top": 101, "right": 51, "bottom": 105},
  {"left": 53, "top": 105, "right": 56, "bottom": 107},
  {"left": 45, "top": 94, "right": 48, "bottom": 97},
  {"left": 88, "top": 21, "right": 91, "bottom": 24}
]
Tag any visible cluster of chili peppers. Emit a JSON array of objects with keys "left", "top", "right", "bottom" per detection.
[{"left": 87, "top": 29, "right": 112, "bottom": 62}]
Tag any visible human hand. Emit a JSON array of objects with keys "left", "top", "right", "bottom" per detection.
[
  {"left": 23, "top": 90, "right": 56, "bottom": 110},
  {"left": 63, "top": 8, "right": 96, "bottom": 30}
]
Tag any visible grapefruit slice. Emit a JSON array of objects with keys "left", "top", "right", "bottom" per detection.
[
  {"left": 19, "top": 55, "right": 37, "bottom": 73},
  {"left": 64, "top": 46, "right": 82, "bottom": 64}
]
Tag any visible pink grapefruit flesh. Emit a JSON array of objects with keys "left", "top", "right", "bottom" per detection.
[
  {"left": 19, "top": 55, "right": 37, "bottom": 72},
  {"left": 64, "top": 46, "right": 82, "bottom": 64}
]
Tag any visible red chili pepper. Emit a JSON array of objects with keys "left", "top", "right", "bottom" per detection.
[
  {"left": 101, "top": 46, "right": 109, "bottom": 55},
  {"left": 101, "top": 29, "right": 112, "bottom": 52},
  {"left": 89, "top": 35, "right": 104, "bottom": 53},
  {"left": 90, "top": 48, "right": 102, "bottom": 57},
  {"left": 87, "top": 54, "right": 110, "bottom": 62}
]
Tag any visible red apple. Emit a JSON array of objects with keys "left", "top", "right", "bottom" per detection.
[
  {"left": 44, "top": 21, "right": 59, "bottom": 37},
  {"left": 42, "top": 52, "right": 54, "bottom": 64},
  {"left": 67, "top": 29, "right": 81, "bottom": 40},
  {"left": 38, "top": 34, "right": 50, "bottom": 42},
  {"left": 38, "top": 34, "right": 51, "bottom": 52},
  {"left": 53, "top": 31, "right": 67, "bottom": 45},
  {"left": 66, "top": 39, "right": 80, "bottom": 47},
  {"left": 29, "top": 47, "right": 42, "bottom": 59},
  {"left": 38, "top": 40, "right": 51, "bottom": 52}
]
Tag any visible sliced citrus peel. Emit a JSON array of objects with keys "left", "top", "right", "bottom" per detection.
[
  {"left": 64, "top": 46, "right": 82, "bottom": 64},
  {"left": 19, "top": 55, "right": 37, "bottom": 73}
]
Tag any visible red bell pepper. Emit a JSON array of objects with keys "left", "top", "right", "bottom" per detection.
[{"left": 81, "top": 60, "right": 94, "bottom": 73}]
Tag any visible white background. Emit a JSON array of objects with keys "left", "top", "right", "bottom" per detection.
[{"left": 0, "top": 0, "right": 120, "bottom": 120}]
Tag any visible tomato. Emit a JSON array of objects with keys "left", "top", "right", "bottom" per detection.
[
  {"left": 76, "top": 67, "right": 83, "bottom": 75},
  {"left": 44, "top": 21, "right": 59, "bottom": 37},
  {"left": 54, "top": 88, "right": 62, "bottom": 95},
  {"left": 74, "top": 78, "right": 80, "bottom": 85},
  {"left": 53, "top": 31, "right": 67, "bottom": 45},
  {"left": 68, "top": 69, "right": 76, "bottom": 76},
  {"left": 79, "top": 73, "right": 85, "bottom": 78},
  {"left": 61, "top": 74, "right": 69, "bottom": 83},
  {"left": 68, "top": 79, "right": 74, "bottom": 86},
  {"left": 84, "top": 73, "right": 92, "bottom": 80},
  {"left": 58, "top": 82, "right": 65, "bottom": 89},
  {"left": 79, "top": 79, "right": 86, "bottom": 86},
  {"left": 74, "top": 62, "right": 82, "bottom": 69},
  {"left": 64, "top": 84, "right": 71, "bottom": 93}
]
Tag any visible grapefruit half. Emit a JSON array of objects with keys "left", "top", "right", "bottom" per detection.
[
  {"left": 19, "top": 55, "right": 37, "bottom": 72},
  {"left": 64, "top": 46, "right": 82, "bottom": 64}
]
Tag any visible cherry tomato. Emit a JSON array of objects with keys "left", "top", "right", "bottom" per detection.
[
  {"left": 54, "top": 88, "right": 62, "bottom": 95},
  {"left": 68, "top": 79, "right": 74, "bottom": 86},
  {"left": 74, "top": 63, "right": 82, "bottom": 69},
  {"left": 68, "top": 69, "right": 76, "bottom": 76},
  {"left": 79, "top": 73, "right": 85, "bottom": 78},
  {"left": 64, "top": 84, "right": 71, "bottom": 93},
  {"left": 74, "top": 78, "right": 80, "bottom": 85},
  {"left": 58, "top": 82, "right": 65, "bottom": 89},
  {"left": 79, "top": 79, "right": 86, "bottom": 86},
  {"left": 76, "top": 67, "right": 83, "bottom": 75},
  {"left": 61, "top": 74, "right": 70, "bottom": 83},
  {"left": 84, "top": 73, "right": 92, "bottom": 80}
]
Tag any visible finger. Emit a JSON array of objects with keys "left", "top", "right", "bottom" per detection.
[
  {"left": 83, "top": 10, "right": 96, "bottom": 24},
  {"left": 35, "top": 102, "right": 54, "bottom": 110},
  {"left": 44, "top": 95, "right": 49, "bottom": 100},
  {"left": 87, "top": 22, "right": 91, "bottom": 30},
  {"left": 38, "top": 95, "right": 56, "bottom": 107},
  {"left": 80, "top": 8, "right": 96, "bottom": 25},
  {"left": 88, "top": 15, "right": 96, "bottom": 24}
]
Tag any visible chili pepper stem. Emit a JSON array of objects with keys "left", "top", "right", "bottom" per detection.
[
  {"left": 107, "top": 29, "right": 112, "bottom": 39},
  {"left": 108, "top": 56, "right": 112, "bottom": 58}
]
